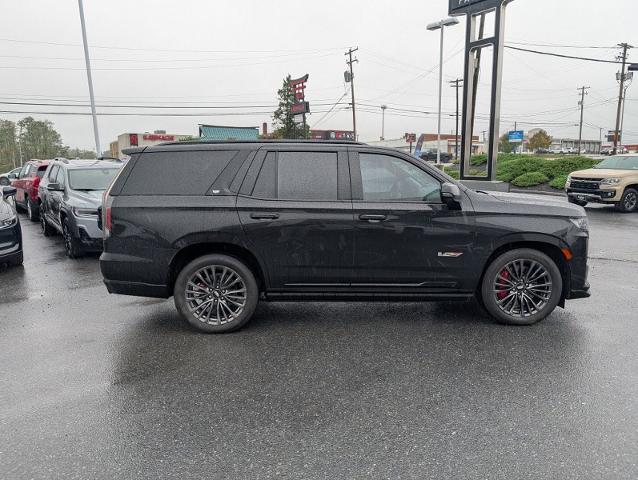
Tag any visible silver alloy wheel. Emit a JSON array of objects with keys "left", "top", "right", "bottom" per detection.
[
  {"left": 185, "top": 265, "right": 247, "bottom": 326},
  {"left": 493, "top": 259, "right": 553, "bottom": 319},
  {"left": 63, "top": 223, "right": 72, "bottom": 254},
  {"left": 624, "top": 191, "right": 637, "bottom": 211}
]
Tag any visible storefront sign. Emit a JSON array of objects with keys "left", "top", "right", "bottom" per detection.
[{"left": 142, "top": 134, "right": 175, "bottom": 141}]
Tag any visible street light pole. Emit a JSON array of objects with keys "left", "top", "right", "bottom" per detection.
[
  {"left": 78, "top": 0, "right": 101, "bottom": 156},
  {"left": 427, "top": 17, "right": 459, "bottom": 165}
]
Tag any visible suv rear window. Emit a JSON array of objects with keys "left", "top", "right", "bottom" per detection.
[
  {"left": 251, "top": 151, "right": 338, "bottom": 200},
  {"left": 120, "top": 150, "right": 238, "bottom": 196}
]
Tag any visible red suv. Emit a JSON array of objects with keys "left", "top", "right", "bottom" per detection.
[{"left": 11, "top": 160, "right": 50, "bottom": 221}]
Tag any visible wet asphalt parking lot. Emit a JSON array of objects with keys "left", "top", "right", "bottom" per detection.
[{"left": 1, "top": 201, "right": 637, "bottom": 479}]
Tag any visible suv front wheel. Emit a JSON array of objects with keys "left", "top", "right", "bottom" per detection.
[
  {"left": 174, "top": 254, "right": 259, "bottom": 333},
  {"left": 615, "top": 188, "right": 638, "bottom": 213},
  {"left": 481, "top": 249, "right": 563, "bottom": 325}
]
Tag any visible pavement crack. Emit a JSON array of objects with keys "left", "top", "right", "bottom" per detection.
[{"left": 589, "top": 256, "right": 638, "bottom": 265}]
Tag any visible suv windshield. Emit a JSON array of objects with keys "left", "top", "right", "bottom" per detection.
[
  {"left": 594, "top": 156, "right": 638, "bottom": 170},
  {"left": 68, "top": 168, "right": 120, "bottom": 191}
]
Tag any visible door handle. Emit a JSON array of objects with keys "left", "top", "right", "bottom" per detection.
[
  {"left": 359, "top": 214, "right": 387, "bottom": 223},
  {"left": 250, "top": 212, "right": 280, "bottom": 220}
]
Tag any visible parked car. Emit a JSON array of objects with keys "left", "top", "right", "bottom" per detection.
[
  {"left": 99, "top": 140, "right": 590, "bottom": 333},
  {"left": 10, "top": 160, "right": 50, "bottom": 221},
  {"left": 0, "top": 186, "right": 23, "bottom": 268},
  {"left": 566, "top": 154, "right": 638, "bottom": 212},
  {"left": 39, "top": 158, "right": 123, "bottom": 258},
  {"left": 0, "top": 167, "right": 21, "bottom": 186},
  {"left": 420, "top": 149, "right": 453, "bottom": 163}
]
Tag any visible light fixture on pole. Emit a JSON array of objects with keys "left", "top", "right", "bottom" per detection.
[
  {"left": 427, "top": 17, "right": 459, "bottom": 165},
  {"left": 380, "top": 105, "right": 387, "bottom": 140}
]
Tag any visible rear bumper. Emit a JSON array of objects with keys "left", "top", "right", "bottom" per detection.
[
  {"left": 567, "top": 282, "right": 591, "bottom": 300},
  {"left": 103, "top": 279, "right": 170, "bottom": 298}
]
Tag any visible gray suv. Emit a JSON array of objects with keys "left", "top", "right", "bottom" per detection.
[{"left": 39, "top": 159, "right": 123, "bottom": 258}]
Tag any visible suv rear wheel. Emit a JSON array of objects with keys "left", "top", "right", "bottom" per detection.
[
  {"left": 26, "top": 199, "right": 38, "bottom": 222},
  {"left": 174, "top": 254, "right": 259, "bottom": 333},
  {"left": 481, "top": 248, "right": 563, "bottom": 325},
  {"left": 615, "top": 188, "right": 638, "bottom": 213}
]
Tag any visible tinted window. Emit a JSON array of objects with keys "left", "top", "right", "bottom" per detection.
[
  {"left": 121, "top": 150, "right": 237, "bottom": 196},
  {"left": 277, "top": 151, "right": 338, "bottom": 200},
  {"left": 252, "top": 152, "right": 277, "bottom": 198},
  {"left": 37, "top": 166, "right": 48, "bottom": 178},
  {"left": 359, "top": 153, "right": 441, "bottom": 202},
  {"left": 19, "top": 164, "right": 28, "bottom": 178},
  {"left": 69, "top": 168, "right": 120, "bottom": 191}
]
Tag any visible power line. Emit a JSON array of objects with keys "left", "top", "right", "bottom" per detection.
[
  {"left": 0, "top": 100, "right": 348, "bottom": 109},
  {"left": 507, "top": 41, "right": 616, "bottom": 50},
  {"left": 505, "top": 45, "right": 622, "bottom": 64},
  {"left": 0, "top": 37, "right": 346, "bottom": 54}
]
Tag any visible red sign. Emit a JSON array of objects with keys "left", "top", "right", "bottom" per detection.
[
  {"left": 405, "top": 133, "right": 417, "bottom": 143},
  {"left": 290, "top": 74, "right": 309, "bottom": 102},
  {"left": 129, "top": 133, "right": 138, "bottom": 146},
  {"left": 142, "top": 134, "right": 175, "bottom": 142},
  {"left": 291, "top": 102, "right": 310, "bottom": 115}
]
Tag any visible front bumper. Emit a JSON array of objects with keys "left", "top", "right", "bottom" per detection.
[{"left": 566, "top": 187, "right": 620, "bottom": 203}]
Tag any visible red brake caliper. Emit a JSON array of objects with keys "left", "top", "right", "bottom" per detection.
[{"left": 497, "top": 269, "right": 510, "bottom": 300}]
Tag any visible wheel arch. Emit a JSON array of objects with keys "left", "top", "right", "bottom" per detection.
[
  {"left": 168, "top": 242, "right": 267, "bottom": 293},
  {"left": 479, "top": 236, "right": 571, "bottom": 307}
]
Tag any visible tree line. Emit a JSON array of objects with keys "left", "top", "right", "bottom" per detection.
[{"left": 0, "top": 117, "right": 96, "bottom": 173}]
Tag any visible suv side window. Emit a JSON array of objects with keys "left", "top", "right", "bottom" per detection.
[
  {"left": 19, "top": 164, "right": 29, "bottom": 178},
  {"left": 48, "top": 165, "right": 59, "bottom": 182},
  {"left": 55, "top": 167, "right": 66, "bottom": 189},
  {"left": 251, "top": 151, "right": 338, "bottom": 200},
  {"left": 120, "top": 150, "right": 238, "bottom": 196},
  {"left": 358, "top": 153, "right": 441, "bottom": 203}
]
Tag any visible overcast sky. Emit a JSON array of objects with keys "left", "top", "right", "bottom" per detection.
[{"left": 1, "top": 0, "right": 636, "bottom": 151}]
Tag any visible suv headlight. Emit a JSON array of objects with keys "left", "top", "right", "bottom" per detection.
[
  {"left": 600, "top": 177, "right": 621, "bottom": 185},
  {"left": 565, "top": 175, "right": 572, "bottom": 187},
  {"left": 73, "top": 207, "right": 98, "bottom": 217},
  {"left": 570, "top": 217, "right": 589, "bottom": 233},
  {"left": 0, "top": 214, "right": 17, "bottom": 229}
]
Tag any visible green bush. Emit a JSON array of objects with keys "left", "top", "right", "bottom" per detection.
[
  {"left": 549, "top": 174, "right": 568, "bottom": 189},
  {"left": 470, "top": 154, "right": 487, "bottom": 166},
  {"left": 496, "top": 157, "right": 547, "bottom": 182},
  {"left": 512, "top": 171, "right": 549, "bottom": 187},
  {"left": 541, "top": 156, "right": 599, "bottom": 179},
  {"left": 444, "top": 167, "right": 459, "bottom": 179}
]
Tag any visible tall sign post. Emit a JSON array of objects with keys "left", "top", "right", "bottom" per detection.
[
  {"left": 449, "top": 0, "right": 515, "bottom": 181},
  {"left": 290, "top": 75, "right": 310, "bottom": 139}
]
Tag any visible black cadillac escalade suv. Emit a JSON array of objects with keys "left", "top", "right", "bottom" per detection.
[{"left": 100, "top": 140, "right": 590, "bottom": 333}]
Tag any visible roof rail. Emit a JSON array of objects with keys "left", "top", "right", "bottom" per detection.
[
  {"left": 97, "top": 156, "right": 123, "bottom": 163},
  {"left": 159, "top": 139, "right": 365, "bottom": 146}
]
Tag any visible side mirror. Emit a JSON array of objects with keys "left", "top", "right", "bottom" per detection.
[
  {"left": 47, "top": 183, "right": 63, "bottom": 191},
  {"left": 441, "top": 182, "right": 462, "bottom": 205},
  {"left": 2, "top": 186, "right": 17, "bottom": 199}
]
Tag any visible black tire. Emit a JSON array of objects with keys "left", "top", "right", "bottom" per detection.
[
  {"left": 174, "top": 254, "right": 259, "bottom": 333},
  {"left": 0, "top": 177, "right": 9, "bottom": 186},
  {"left": 26, "top": 199, "right": 39, "bottom": 222},
  {"left": 40, "top": 211, "right": 55, "bottom": 237},
  {"left": 62, "top": 218, "right": 84, "bottom": 258},
  {"left": 568, "top": 196, "right": 587, "bottom": 207},
  {"left": 480, "top": 248, "right": 563, "bottom": 326},
  {"left": 615, "top": 188, "right": 638, "bottom": 213}
]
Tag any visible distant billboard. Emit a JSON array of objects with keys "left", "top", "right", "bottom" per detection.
[{"left": 508, "top": 130, "right": 524, "bottom": 143}]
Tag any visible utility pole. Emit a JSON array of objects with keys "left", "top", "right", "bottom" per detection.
[
  {"left": 345, "top": 47, "right": 359, "bottom": 140},
  {"left": 577, "top": 86, "right": 590, "bottom": 155},
  {"left": 449, "top": 79, "right": 463, "bottom": 160},
  {"left": 613, "top": 43, "right": 632, "bottom": 155},
  {"left": 78, "top": 0, "right": 101, "bottom": 156},
  {"left": 380, "top": 105, "right": 387, "bottom": 140}
]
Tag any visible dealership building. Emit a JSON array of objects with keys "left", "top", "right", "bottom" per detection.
[{"left": 109, "top": 131, "right": 192, "bottom": 158}]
